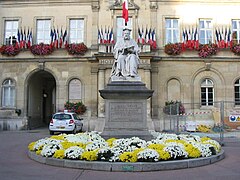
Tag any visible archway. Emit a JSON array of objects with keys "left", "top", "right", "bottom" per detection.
[{"left": 27, "top": 70, "right": 56, "bottom": 129}]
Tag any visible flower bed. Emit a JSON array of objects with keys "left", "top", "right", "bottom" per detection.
[{"left": 28, "top": 131, "right": 221, "bottom": 163}]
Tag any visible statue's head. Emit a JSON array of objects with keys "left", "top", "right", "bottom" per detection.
[{"left": 123, "top": 27, "right": 131, "bottom": 40}]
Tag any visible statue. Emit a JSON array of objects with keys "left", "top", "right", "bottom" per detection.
[{"left": 111, "top": 27, "right": 140, "bottom": 79}]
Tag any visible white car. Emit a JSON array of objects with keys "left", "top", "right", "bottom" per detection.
[{"left": 49, "top": 112, "right": 83, "bottom": 135}]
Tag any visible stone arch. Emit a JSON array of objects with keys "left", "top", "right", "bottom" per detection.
[
  {"left": 66, "top": 77, "right": 85, "bottom": 102},
  {"left": 166, "top": 77, "right": 182, "bottom": 102},
  {"left": 24, "top": 68, "right": 57, "bottom": 129},
  {"left": 191, "top": 67, "right": 225, "bottom": 108}
]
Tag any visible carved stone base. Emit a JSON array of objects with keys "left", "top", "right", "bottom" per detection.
[{"left": 99, "top": 81, "right": 154, "bottom": 140}]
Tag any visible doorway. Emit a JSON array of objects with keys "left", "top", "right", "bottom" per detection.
[{"left": 27, "top": 70, "right": 56, "bottom": 129}]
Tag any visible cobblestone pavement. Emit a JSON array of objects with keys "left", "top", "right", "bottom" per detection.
[{"left": 0, "top": 128, "right": 240, "bottom": 180}]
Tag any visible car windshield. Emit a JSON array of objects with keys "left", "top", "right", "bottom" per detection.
[{"left": 53, "top": 114, "right": 72, "bottom": 120}]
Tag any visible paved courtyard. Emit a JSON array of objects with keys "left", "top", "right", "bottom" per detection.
[{"left": 0, "top": 128, "right": 240, "bottom": 180}]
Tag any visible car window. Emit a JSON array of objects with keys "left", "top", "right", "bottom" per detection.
[
  {"left": 53, "top": 114, "right": 72, "bottom": 120},
  {"left": 73, "top": 114, "right": 80, "bottom": 120}
]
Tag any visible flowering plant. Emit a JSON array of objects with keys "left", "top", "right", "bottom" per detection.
[
  {"left": 28, "top": 131, "right": 222, "bottom": 162},
  {"left": 231, "top": 44, "right": 240, "bottom": 55},
  {"left": 198, "top": 43, "right": 218, "bottom": 58},
  {"left": 30, "top": 43, "right": 54, "bottom": 56},
  {"left": 0, "top": 45, "right": 20, "bottom": 56},
  {"left": 65, "top": 43, "right": 88, "bottom": 55},
  {"left": 64, "top": 101, "right": 87, "bottom": 115},
  {"left": 164, "top": 43, "right": 183, "bottom": 55}
]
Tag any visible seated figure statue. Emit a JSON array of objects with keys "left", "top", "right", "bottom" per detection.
[{"left": 111, "top": 27, "right": 140, "bottom": 78}]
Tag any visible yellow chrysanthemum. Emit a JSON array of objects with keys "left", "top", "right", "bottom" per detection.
[
  {"left": 36, "top": 150, "right": 42, "bottom": 155},
  {"left": 81, "top": 150, "right": 98, "bottom": 161},
  {"left": 50, "top": 135, "right": 65, "bottom": 140},
  {"left": 53, "top": 149, "right": 65, "bottom": 159},
  {"left": 148, "top": 144, "right": 165, "bottom": 151},
  {"left": 119, "top": 152, "right": 137, "bottom": 162},
  {"left": 184, "top": 144, "right": 201, "bottom": 158},
  {"left": 157, "top": 150, "right": 171, "bottom": 160},
  {"left": 28, "top": 142, "right": 36, "bottom": 151},
  {"left": 106, "top": 138, "right": 117, "bottom": 147},
  {"left": 201, "top": 137, "right": 211, "bottom": 142}
]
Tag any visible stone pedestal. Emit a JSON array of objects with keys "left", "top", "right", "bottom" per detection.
[{"left": 99, "top": 81, "right": 154, "bottom": 140}]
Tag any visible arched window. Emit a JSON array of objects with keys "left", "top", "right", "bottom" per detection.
[
  {"left": 68, "top": 79, "right": 82, "bottom": 101},
  {"left": 234, "top": 79, "right": 240, "bottom": 105},
  {"left": 201, "top": 78, "right": 214, "bottom": 106},
  {"left": 2, "top": 79, "right": 15, "bottom": 107}
]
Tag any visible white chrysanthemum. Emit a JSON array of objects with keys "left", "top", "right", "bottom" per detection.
[
  {"left": 137, "top": 148, "right": 159, "bottom": 162},
  {"left": 197, "top": 144, "right": 214, "bottom": 157},
  {"left": 203, "top": 140, "right": 221, "bottom": 153},
  {"left": 178, "top": 134, "right": 201, "bottom": 142},
  {"left": 85, "top": 142, "right": 108, "bottom": 151},
  {"left": 112, "top": 137, "right": 147, "bottom": 152},
  {"left": 33, "top": 138, "right": 62, "bottom": 151},
  {"left": 65, "top": 146, "right": 84, "bottom": 159},
  {"left": 164, "top": 142, "right": 188, "bottom": 159},
  {"left": 41, "top": 143, "right": 63, "bottom": 157}
]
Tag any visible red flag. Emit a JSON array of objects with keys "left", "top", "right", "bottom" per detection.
[{"left": 122, "top": 0, "right": 128, "bottom": 24}]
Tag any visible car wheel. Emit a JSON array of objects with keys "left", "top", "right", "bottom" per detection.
[
  {"left": 79, "top": 125, "right": 83, "bottom": 132},
  {"left": 72, "top": 126, "right": 77, "bottom": 134},
  {"left": 50, "top": 131, "right": 54, "bottom": 135}
]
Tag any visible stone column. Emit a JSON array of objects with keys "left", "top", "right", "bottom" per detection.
[
  {"left": 98, "top": 68, "right": 105, "bottom": 117},
  {"left": 144, "top": 66, "right": 151, "bottom": 118}
]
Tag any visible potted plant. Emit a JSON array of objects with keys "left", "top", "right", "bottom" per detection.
[
  {"left": 198, "top": 43, "right": 218, "bottom": 58},
  {"left": 64, "top": 101, "right": 87, "bottom": 115},
  {"left": 30, "top": 43, "right": 54, "bottom": 56},
  {"left": 231, "top": 44, "right": 240, "bottom": 55},
  {"left": 0, "top": 45, "right": 20, "bottom": 56},
  {"left": 164, "top": 43, "right": 183, "bottom": 55},
  {"left": 65, "top": 43, "right": 88, "bottom": 55}
]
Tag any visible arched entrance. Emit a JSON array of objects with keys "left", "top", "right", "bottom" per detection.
[{"left": 27, "top": 70, "right": 56, "bottom": 129}]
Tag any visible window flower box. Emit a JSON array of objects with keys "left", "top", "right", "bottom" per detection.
[
  {"left": 231, "top": 44, "right": 240, "bottom": 55},
  {"left": 164, "top": 43, "right": 183, "bottom": 55},
  {"left": 30, "top": 43, "right": 54, "bottom": 56},
  {"left": 0, "top": 45, "right": 20, "bottom": 56},
  {"left": 65, "top": 43, "right": 88, "bottom": 55},
  {"left": 198, "top": 43, "right": 218, "bottom": 58}
]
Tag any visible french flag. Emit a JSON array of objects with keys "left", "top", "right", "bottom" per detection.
[{"left": 122, "top": 0, "right": 128, "bottom": 25}]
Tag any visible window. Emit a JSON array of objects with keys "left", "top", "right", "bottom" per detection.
[
  {"left": 235, "top": 79, "right": 240, "bottom": 105},
  {"left": 201, "top": 79, "right": 214, "bottom": 106},
  {"left": 116, "top": 17, "right": 132, "bottom": 41},
  {"left": 232, "top": 20, "right": 240, "bottom": 44},
  {"left": 68, "top": 79, "right": 82, "bottom": 101},
  {"left": 36, "top": 19, "right": 51, "bottom": 44},
  {"left": 199, "top": 19, "right": 213, "bottom": 44},
  {"left": 2, "top": 79, "right": 15, "bottom": 107},
  {"left": 69, "top": 19, "right": 84, "bottom": 43},
  {"left": 165, "top": 18, "right": 179, "bottom": 44},
  {"left": 4, "top": 20, "right": 18, "bottom": 45}
]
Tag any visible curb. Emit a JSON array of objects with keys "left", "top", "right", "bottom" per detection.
[{"left": 28, "top": 150, "right": 225, "bottom": 172}]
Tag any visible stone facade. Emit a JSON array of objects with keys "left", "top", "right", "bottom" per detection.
[{"left": 1, "top": 0, "right": 240, "bottom": 131}]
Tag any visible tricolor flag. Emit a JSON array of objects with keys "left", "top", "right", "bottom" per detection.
[
  {"left": 137, "top": 27, "right": 142, "bottom": 44},
  {"left": 63, "top": 29, "right": 68, "bottom": 47},
  {"left": 59, "top": 28, "right": 63, "bottom": 48},
  {"left": 50, "top": 29, "right": 54, "bottom": 47},
  {"left": 109, "top": 28, "right": 114, "bottom": 44},
  {"left": 122, "top": 0, "right": 128, "bottom": 25},
  {"left": 193, "top": 27, "right": 199, "bottom": 49},
  {"left": 152, "top": 29, "right": 157, "bottom": 49}
]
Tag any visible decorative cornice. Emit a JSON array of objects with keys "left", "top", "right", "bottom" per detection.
[{"left": 109, "top": 0, "right": 140, "bottom": 10}]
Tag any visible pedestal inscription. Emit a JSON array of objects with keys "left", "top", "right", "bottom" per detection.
[{"left": 110, "top": 102, "right": 143, "bottom": 122}]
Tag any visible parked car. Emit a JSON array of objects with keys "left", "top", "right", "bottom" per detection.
[{"left": 49, "top": 111, "right": 83, "bottom": 135}]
